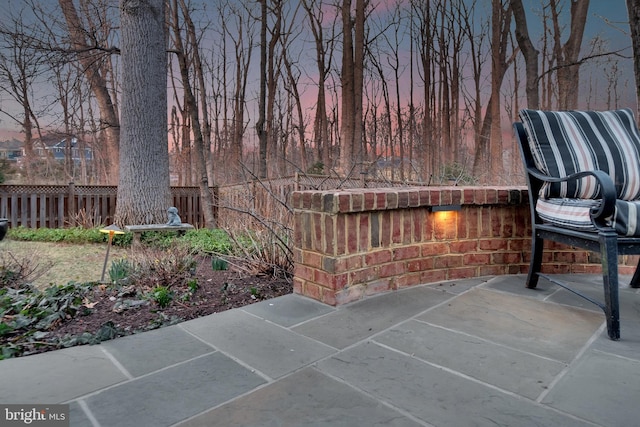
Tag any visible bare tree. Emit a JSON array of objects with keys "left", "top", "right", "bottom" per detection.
[
  {"left": 115, "top": 0, "right": 171, "bottom": 225},
  {"left": 511, "top": 0, "right": 539, "bottom": 108},
  {"left": 628, "top": 0, "right": 640, "bottom": 115},
  {"left": 301, "top": 0, "right": 336, "bottom": 173},
  {"left": 338, "top": 0, "right": 368, "bottom": 177},
  {"left": 168, "top": 0, "right": 216, "bottom": 228},
  {"left": 0, "top": 10, "right": 45, "bottom": 182},
  {"left": 550, "top": 0, "right": 589, "bottom": 110},
  {"left": 58, "top": 0, "right": 120, "bottom": 184}
]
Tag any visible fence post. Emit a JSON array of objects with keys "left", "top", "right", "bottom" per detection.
[{"left": 68, "top": 182, "right": 76, "bottom": 227}]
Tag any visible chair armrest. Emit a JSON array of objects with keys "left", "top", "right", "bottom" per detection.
[{"left": 525, "top": 166, "right": 616, "bottom": 227}]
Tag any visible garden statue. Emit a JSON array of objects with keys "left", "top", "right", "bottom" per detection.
[{"left": 166, "top": 207, "right": 182, "bottom": 226}]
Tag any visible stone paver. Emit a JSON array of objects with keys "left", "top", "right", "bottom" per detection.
[
  {"left": 242, "top": 293, "right": 336, "bottom": 327},
  {"left": 176, "top": 368, "right": 423, "bottom": 427},
  {"left": 0, "top": 344, "right": 127, "bottom": 403},
  {"left": 2, "top": 274, "right": 640, "bottom": 427},
  {"left": 180, "top": 309, "right": 336, "bottom": 379},
  {"left": 317, "top": 342, "right": 592, "bottom": 427},
  {"left": 375, "top": 320, "right": 565, "bottom": 400},
  {"left": 418, "top": 287, "right": 603, "bottom": 362},
  {"left": 100, "top": 325, "right": 213, "bottom": 377},
  {"left": 541, "top": 350, "right": 640, "bottom": 427},
  {"left": 292, "top": 286, "right": 455, "bottom": 349},
  {"left": 82, "top": 352, "right": 265, "bottom": 427}
]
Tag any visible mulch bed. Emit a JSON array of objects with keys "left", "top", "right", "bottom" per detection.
[{"left": 2, "top": 256, "right": 293, "bottom": 357}]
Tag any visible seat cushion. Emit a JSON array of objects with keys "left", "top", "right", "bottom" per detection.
[
  {"left": 519, "top": 109, "right": 640, "bottom": 201},
  {"left": 536, "top": 198, "right": 600, "bottom": 232},
  {"left": 537, "top": 198, "right": 640, "bottom": 236}
]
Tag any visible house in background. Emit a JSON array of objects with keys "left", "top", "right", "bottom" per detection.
[
  {"left": 33, "top": 134, "right": 93, "bottom": 162},
  {"left": 0, "top": 139, "right": 23, "bottom": 161}
]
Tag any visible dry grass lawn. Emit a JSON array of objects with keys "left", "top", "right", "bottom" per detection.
[{"left": 0, "top": 239, "right": 129, "bottom": 288}]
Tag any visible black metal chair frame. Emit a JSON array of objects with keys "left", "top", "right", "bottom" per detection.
[{"left": 514, "top": 122, "right": 640, "bottom": 340}]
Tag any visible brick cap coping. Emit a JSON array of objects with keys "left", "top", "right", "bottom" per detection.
[{"left": 291, "top": 186, "right": 528, "bottom": 214}]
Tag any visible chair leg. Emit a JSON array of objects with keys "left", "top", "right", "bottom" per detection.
[
  {"left": 630, "top": 257, "right": 640, "bottom": 289},
  {"left": 526, "top": 233, "right": 544, "bottom": 289},
  {"left": 600, "top": 231, "right": 620, "bottom": 340}
]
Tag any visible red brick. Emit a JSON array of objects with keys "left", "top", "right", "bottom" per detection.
[
  {"left": 294, "top": 264, "right": 315, "bottom": 281},
  {"left": 334, "top": 286, "right": 364, "bottom": 305},
  {"left": 313, "top": 212, "right": 322, "bottom": 251},
  {"left": 408, "top": 190, "right": 420, "bottom": 207},
  {"left": 365, "top": 249, "right": 393, "bottom": 265},
  {"left": 303, "top": 283, "right": 322, "bottom": 301},
  {"left": 321, "top": 289, "right": 337, "bottom": 306},
  {"left": 479, "top": 264, "right": 508, "bottom": 276},
  {"left": 346, "top": 214, "right": 358, "bottom": 253},
  {"left": 324, "top": 215, "right": 335, "bottom": 255},
  {"left": 395, "top": 273, "right": 423, "bottom": 288},
  {"left": 491, "top": 251, "right": 523, "bottom": 264},
  {"left": 379, "top": 262, "right": 405, "bottom": 278},
  {"left": 363, "top": 191, "right": 375, "bottom": 210},
  {"left": 413, "top": 209, "right": 425, "bottom": 242},
  {"left": 450, "top": 240, "right": 478, "bottom": 254},
  {"left": 420, "top": 269, "right": 447, "bottom": 284},
  {"left": 303, "top": 251, "right": 323, "bottom": 268},
  {"left": 434, "top": 254, "right": 463, "bottom": 268},
  {"left": 350, "top": 268, "right": 379, "bottom": 284},
  {"left": 479, "top": 238, "right": 508, "bottom": 251},
  {"left": 352, "top": 193, "right": 364, "bottom": 211},
  {"left": 391, "top": 212, "right": 402, "bottom": 244},
  {"left": 380, "top": 211, "right": 391, "bottom": 246},
  {"left": 387, "top": 192, "right": 399, "bottom": 209},
  {"left": 359, "top": 214, "right": 370, "bottom": 251},
  {"left": 336, "top": 214, "right": 346, "bottom": 255},
  {"left": 394, "top": 245, "right": 421, "bottom": 260},
  {"left": 402, "top": 211, "right": 412, "bottom": 244},
  {"left": 463, "top": 253, "right": 491, "bottom": 265},
  {"left": 406, "top": 258, "right": 433, "bottom": 272},
  {"left": 419, "top": 189, "right": 431, "bottom": 205},
  {"left": 365, "top": 279, "right": 393, "bottom": 295},
  {"left": 448, "top": 266, "right": 477, "bottom": 280},
  {"left": 338, "top": 193, "right": 351, "bottom": 212},
  {"left": 422, "top": 242, "right": 450, "bottom": 256}
]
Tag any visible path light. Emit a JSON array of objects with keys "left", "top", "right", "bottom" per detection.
[
  {"left": 99, "top": 224, "right": 125, "bottom": 282},
  {"left": 428, "top": 204, "right": 462, "bottom": 228}
]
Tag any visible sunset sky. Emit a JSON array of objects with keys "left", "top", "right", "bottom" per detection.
[{"left": 0, "top": 0, "right": 636, "bottom": 142}]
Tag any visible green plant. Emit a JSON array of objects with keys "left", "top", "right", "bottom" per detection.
[
  {"left": 109, "top": 258, "right": 133, "bottom": 284},
  {"left": 187, "top": 279, "right": 198, "bottom": 293},
  {"left": 211, "top": 257, "right": 228, "bottom": 271},
  {"left": 151, "top": 286, "right": 173, "bottom": 308}
]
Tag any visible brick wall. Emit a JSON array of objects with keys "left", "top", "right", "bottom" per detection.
[{"left": 291, "top": 186, "right": 639, "bottom": 305}]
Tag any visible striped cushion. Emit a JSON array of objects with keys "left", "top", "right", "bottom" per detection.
[
  {"left": 536, "top": 198, "right": 600, "bottom": 232},
  {"left": 519, "top": 109, "right": 640, "bottom": 201},
  {"left": 538, "top": 198, "right": 640, "bottom": 236}
]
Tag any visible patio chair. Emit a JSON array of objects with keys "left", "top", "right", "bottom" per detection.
[{"left": 514, "top": 108, "right": 640, "bottom": 340}]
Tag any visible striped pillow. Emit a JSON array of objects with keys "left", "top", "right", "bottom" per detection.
[{"left": 519, "top": 109, "right": 640, "bottom": 201}]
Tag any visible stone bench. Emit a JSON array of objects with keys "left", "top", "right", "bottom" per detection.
[{"left": 125, "top": 223, "right": 194, "bottom": 246}]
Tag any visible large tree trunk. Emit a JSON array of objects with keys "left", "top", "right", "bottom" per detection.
[{"left": 115, "top": 0, "right": 171, "bottom": 226}]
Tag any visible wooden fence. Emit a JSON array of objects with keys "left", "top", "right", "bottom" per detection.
[
  {"left": 0, "top": 175, "right": 413, "bottom": 230},
  {"left": 0, "top": 183, "right": 211, "bottom": 229}
]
